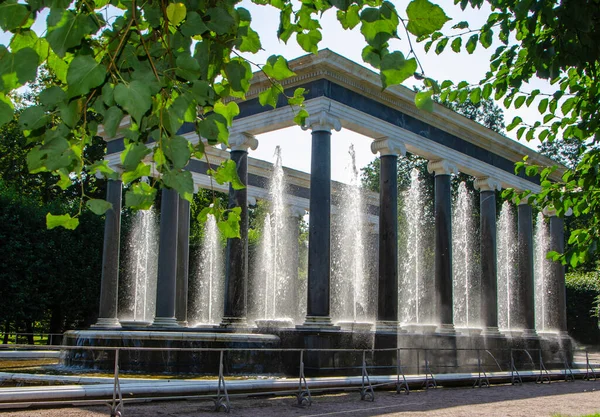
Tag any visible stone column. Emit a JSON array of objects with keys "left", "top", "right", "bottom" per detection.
[
  {"left": 427, "top": 160, "right": 458, "bottom": 334},
  {"left": 220, "top": 133, "right": 258, "bottom": 328},
  {"left": 544, "top": 207, "right": 568, "bottom": 334},
  {"left": 152, "top": 188, "right": 180, "bottom": 327},
  {"left": 175, "top": 197, "right": 190, "bottom": 326},
  {"left": 371, "top": 137, "right": 406, "bottom": 332},
  {"left": 516, "top": 197, "right": 537, "bottom": 337},
  {"left": 94, "top": 179, "right": 123, "bottom": 328},
  {"left": 474, "top": 177, "right": 502, "bottom": 335},
  {"left": 299, "top": 111, "right": 341, "bottom": 328}
]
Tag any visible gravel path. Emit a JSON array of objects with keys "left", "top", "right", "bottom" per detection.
[{"left": 2, "top": 379, "right": 599, "bottom": 417}]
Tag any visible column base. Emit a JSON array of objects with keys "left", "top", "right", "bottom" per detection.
[
  {"left": 375, "top": 320, "right": 400, "bottom": 333},
  {"left": 436, "top": 323, "right": 456, "bottom": 335},
  {"left": 177, "top": 320, "right": 189, "bottom": 327},
  {"left": 521, "top": 329, "right": 539, "bottom": 339},
  {"left": 480, "top": 326, "right": 503, "bottom": 337},
  {"left": 150, "top": 317, "right": 180, "bottom": 328},
  {"left": 91, "top": 318, "right": 121, "bottom": 329},
  {"left": 219, "top": 316, "right": 248, "bottom": 329},
  {"left": 297, "top": 316, "right": 340, "bottom": 331}
]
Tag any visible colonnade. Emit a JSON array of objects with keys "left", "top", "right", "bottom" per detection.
[{"left": 94, "top": 110, "right": 568, "bottom": 336}]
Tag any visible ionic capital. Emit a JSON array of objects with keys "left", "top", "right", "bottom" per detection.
[
  {"left": 542, "top": 206, "right": 557, "bottom": 217},
  {"left": 301, "top": 110, "right": 342, "bottom": 133},
  {"left": 370, "top": 137, "right": 406, "bottom": 157},
  {"left": 474, "top": 177, "right": 502, "bottom": 192},
  {"left": 226, "top": 132, "right": 258, "bottom": 152},
  {"left": 427, "top": 159, "right": 458, "bottom": 176}
]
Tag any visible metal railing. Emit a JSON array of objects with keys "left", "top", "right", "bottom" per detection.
[{"left": 0, "top": 344, "right": 598, "bottom": 415}]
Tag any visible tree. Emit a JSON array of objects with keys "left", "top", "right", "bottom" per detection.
[
  {"left": 423, "top": 0, "right": 600, "bottom": 267},
  {"left": 0, "top": 0, "right": 450, "bottom": 233}
]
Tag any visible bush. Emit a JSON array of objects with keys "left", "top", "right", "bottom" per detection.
[{"left": 566, "top": 272, "right": 600, "bottom": 345}]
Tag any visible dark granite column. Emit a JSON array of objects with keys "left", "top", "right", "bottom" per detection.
[
  {"left": 220, "top": 133, "right": 258, "bottom": 328},
  {"left": 516, "top": 199, "right": 537, "bottom": 337},
  {"left": 94, "top": 179, "right": 123, "bottom": 328},
  {"left": 371, "top": 138, "right": 405, "bottom": 332},
  {"left": 299, "top": 111, "right": 341, "bottom": 329},
  {"left": 175, "top": 197, "right": 190, "bottom": 326},
  {"left": 474, "top": 177, "right": 502, "bottom": 335},
  {"left": 288, "top": 207, "right": 304, "bottom": 322},
  {"left": 152, "top": 188, "right": 180, "bottom": 327},
  {"left": 546, "top": 208, "right": 568, "bottom": 334},
  {"left": 428, "top": 160, "right": 457, "bottom": 334}
]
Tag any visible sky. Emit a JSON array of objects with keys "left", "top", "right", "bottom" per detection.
[{"left": 0, "top": 1, "right": 554, "bottom": 184}]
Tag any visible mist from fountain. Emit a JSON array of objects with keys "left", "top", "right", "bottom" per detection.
[
  {"left": 534, "top": 212, "right": 554, "bottom": 332},
  {"left": 452, "top": 182, "right": 481, "bottom": 329},
  {"left": 331, "top": 144, "right": 372, "bottom": 328},
  {"left": 189, "top": 214, "right": 223, "bottom": 326},
  {"left": 497, "top": 201, "right": 518, "bottom": 331},
  {"left": 121, "top": 207, "right": 158, "bottom": 324},
  {"left": 399, "top": 168, "right": 434, "bottom": 330},
  {"left": 252, "top": 146, "right": 295, "bottom": 327}
]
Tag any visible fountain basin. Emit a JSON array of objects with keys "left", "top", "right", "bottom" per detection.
[
  {"left": 61, "top": 330, "right": 281, "bottom": 374},
  {"left": 119, "top": 320, "right": 152, "bottom": 328},
  {"left": 401, "top": 324, "right": 438, "bottom": 334},
  {"left": 456, "top": 327, "right": 483, "bottom": 336},
  {"left": 336, "top": 321, "right": 373, "bottom": 332},
  {"left": 255, "top": 319, "right": 295, "bottom": 330}
]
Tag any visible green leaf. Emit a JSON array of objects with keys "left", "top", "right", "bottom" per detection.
[
  {"left": 0, "top": 46, "right": 39, "bottom": 90},
  {"left": 506, "top": 116, "right": 522, "bottom": 131},
  {"left": 262, "top": 55, "right": 296, "bottom": 80},
  {"left": 435, "top": 37, "right": 448, "bottom": 55},
  {"left": 337, "top": 5, "right": 360, "bottom": 30},
  {"left": 166, "top": 3, "right": 187, "bottom": 26},
  {"left": 482, "top": 83, "right": 492, "bottom": 99},
  {"left": 58, "top": 98, "right": 82, "bottom": 128},
  {"left": 46, "top": 10, "right": 99, "bottom": 58},
  {"left": 0, "top": 0, "right": 30, "bottom": 32},
  {"left": 206, "top": 7, "right": 236, "bottom": 35},
  {"left": 218, "top": 207, "right": 241, "bottom": 238},
  {"left": 198, "top": 113, "right": 228, "bottom": 144},
  {"left": 380, "top": 52, "right": 417, "bottom": 89},
  {"left": 88, "top": 160, "right": 118, "bottom": 180},
  {"left": 125, "top": 182, "right": 157, "bottom": 210},
  {"left": 238, "top": 26, "right": 261, "bottom": 53},
  {"left": 451, "top": 37, "right": 462, "bottom": 53},
  {"left": 39, "top": 86, "right": 66, "bottom": 108},
  {"left": 259, "top": 85, "right": 281, "bottom": 109},
  {"left": 180, "top": 11, "right": 208, "bottom": 37},
  {"left": 103, "top": 106, "right": 124, "bottom": 138},
  {"left": 480, "top": 29, "right": 493, "bottom": 48},
  {"left": 10, "top": 30, "right": 49, "bottom": 63},
  {"left": 214, "top": 101, "right": 240, "bottom": 126},
  {"left": 121, "top": 142, "right": 151, "bottom": 171},
  {"left": 66, "top": 55, "right": 106, "bottom": 99},
  {"left": 0, "top": 94, "right": 14, "bottom": 127},
  {"left": 122, "top": 161, "right": 151, "bottom": 184},
  {"left": 223, "top": 59, "right": 252, "bottom": 94},
  {"left": 163, "top": 170, "right": 194, "bottom": 201},
  {"left": 538, "top": 98, "right": 548, "bottom": 113},
  {"left": 514, "top": 95, "right": 526, "bottom": 109},
  {"left": 360, "top": 3, "right": 397, "bottom": 49},
  {"left": 46, "top": 213, "right": 79, "bottom": 230},
  {"left": 163, "top": 135, "right": 191, "bottom": 169},
  {"left": 294, "top": 108, "right": 309, "bottom": 126},
  {"left": 19, "top": 106, "right": 47, "bottom": 132},
  {"left": 208, "top": 159, "right": 245, "bottom": 190},
  {"left": 86, "top": 199, "right": 113, "bottom": 215},
  {"left": 288, "top": 88, "right": 305, "bottom": 106},
  {"left": 469, "top": 87, "right": 481, "bottom": 104},
  {"left": 465, "top": 34, "right": 478, "bottom": 54},
  {"left": 405, "top": 0, "right": 450, "bottom": 37},
  {"left": 296, "top": 30, "right": 322, "bottom": 54},
  {"left": 175, "top": 53, "right": 201, "bottom": 81},
  {"left": 415, "top": 90, "right": 434, "bottom": 111},
  {"left": 114, "top": 81, "right": 152, "bottom": 124}
]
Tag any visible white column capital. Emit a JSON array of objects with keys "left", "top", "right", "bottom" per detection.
[
  {"left": 248, "top": 195, "right": 257, "bottom": 206},
  {"left": 370, "top": 137, "right": 406, "bottom": 157},
  {"left": 474, "top": 177, "right": 502, "bottom": 192},
  {"left": 542, "top": 206, "right": 557, "bottom": 217},
  {"left": 225, "top": 132, "right": 258, "bottom": 152},
  {"left": 427, "top": 159, "right": 458, "bottom": 176},
  {"left": 301, "top": 110, "right": 342, "bottom": 133}
]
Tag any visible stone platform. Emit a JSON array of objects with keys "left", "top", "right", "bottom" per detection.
[{"left": 60, "top": 328, "right": 572, "bottom": 377}]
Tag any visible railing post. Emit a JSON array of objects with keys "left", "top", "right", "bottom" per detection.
[
  {"left": 213, "top": 350, "right": 230, "bottom": 413},
  {"left": 535, "top": 349, "right": 550, "bottom": 384},
  {"left": 585, "top": 350, "right": 597, "bottom": 381},
  {"left": 396, "top": 348, "right": 409, "bottom": 395},
  {"left": 296, "top": 350, "right": 312, "bottom": 406},
  {"left": 108, "top": 349, "right": 123, "bottom": 417},
  {"left": 360, "top": 350, "right": 375, "bottom": 402},
  {"left": 473, "top": 349, "right": 489, "bottom": 388}
]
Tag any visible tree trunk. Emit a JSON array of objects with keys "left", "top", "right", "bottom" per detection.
[
  {"left": 2, "top": 321, "right": 9, "bottom": 344},
  {"left": 26, "top": 322, "right": 34, "bottom": 345}
]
